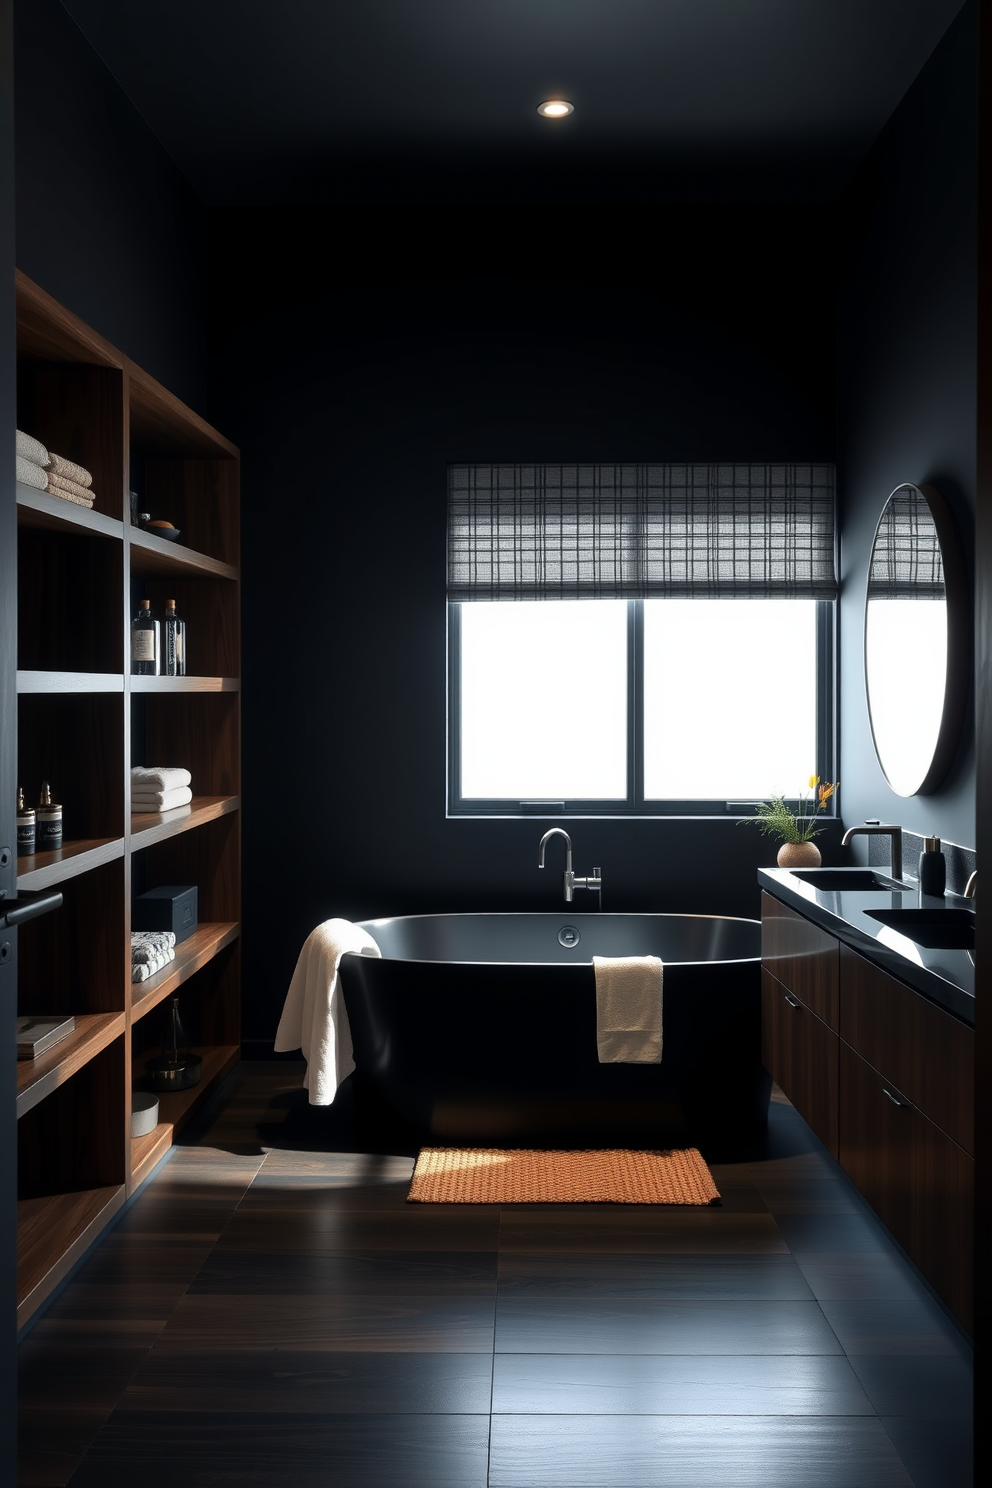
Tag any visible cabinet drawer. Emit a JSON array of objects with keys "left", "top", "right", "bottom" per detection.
[
  {"left": 839, "top": 944, "right": 973, "bottom": 1154},
  {"left": 762, "top": 966, "right": 838, "bottom": 1158},
  {"left": 761, "top": 892, "right": 839, "bottom": 1029},
  {"left": 838, "top": 1042, "right": 973, "bottom": 1329}
]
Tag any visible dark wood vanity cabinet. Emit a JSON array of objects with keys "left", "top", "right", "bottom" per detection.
[
  {"left": 760, "top": 892, "right": 973, "bottom": 1329},
  {"left": 760, "top": 893, "right": 839, "bottom": 1155}
]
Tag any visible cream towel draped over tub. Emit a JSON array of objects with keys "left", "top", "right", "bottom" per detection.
[
  {"left": 274, "top": 918, "right": 381, "bottom": 1104},
  {"left": 593, "top": 954, "right": 663, "bottom": 1064}
]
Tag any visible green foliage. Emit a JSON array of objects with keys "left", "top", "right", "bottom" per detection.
[{"left": 745, "top": 794, "right": 822, "bottom": 845}]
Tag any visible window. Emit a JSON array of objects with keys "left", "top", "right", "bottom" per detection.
[{"left": 448, "top": 464, "right": 836, "bottom": 815}]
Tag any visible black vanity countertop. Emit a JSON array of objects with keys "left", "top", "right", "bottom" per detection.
[{"left": 757, "top": 867, "right": 975, "bottom": 1026}]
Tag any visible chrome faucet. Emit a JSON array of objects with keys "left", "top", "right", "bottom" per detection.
[
  {"left": 538, "top": 828, "right": 602, "bottom": 905},
  {"left": 964, "top": 871, "right": 977, "bottom": 898},
  {"left": 841, "top": 820, "right": 903, "bottom": 883}
]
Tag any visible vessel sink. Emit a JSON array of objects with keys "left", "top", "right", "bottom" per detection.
[
  {"left": 864, "top": 907, "right": 975, "bottom": 950},
  {"left": 790, "top": 869, "right": 910, "bottom": 892}
]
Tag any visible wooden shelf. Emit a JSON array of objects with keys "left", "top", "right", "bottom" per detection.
[
  {"left": 17, "top": 1014, "right": 126, "bottom": 1119},
  {"left": 129, "top": 361, "right": 238, "bottom": 460},
  {"left": 130, "top": 794, "right": 239, "bottom": 849},
  {"left": 16, "top": 269, "right": 122, "bottom": 368},
  {"left": 17, "top": 669, "right": 124, "bottom": 694},
  {"left": 16, "top": 836, "right": 125, "bottom": 891},
  {"left": 129, "top": 525, "right": 238, "bottom": 581},
  {"left": 131, "top": 923, "right": 241, "bottom": 1021},
  {"left": 130, "top": 675, "right": 239, "bottom": 693},
  {"left": 130, "top": 1045, "right": 240, "bottom": 1189},
  {"left": 18, "top": 1185, "right": 126, "bottom": 1327},
  {"left": 16, "top": 481, "right": 124, "bottom": 539}
]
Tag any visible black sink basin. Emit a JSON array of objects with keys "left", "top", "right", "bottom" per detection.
[
  {"left": 790, "top": 869, "right": 910, "bottom": 892},
  {"left": 865, "top": 907, "right": 976, "bottom": 950}
]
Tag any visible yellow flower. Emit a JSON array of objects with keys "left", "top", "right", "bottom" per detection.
[
  {"left": 818, "top": 782, "right": 835, "bottom": 805},
  {"left": 809, "top": 774, "right": 820, "bottom": 789}
]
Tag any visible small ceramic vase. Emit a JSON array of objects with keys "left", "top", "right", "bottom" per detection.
[{"left": 776, "top": 840, "right": 822, "bottom": 869}]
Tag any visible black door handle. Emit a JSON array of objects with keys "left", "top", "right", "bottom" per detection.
[{"left": 0, "top": 890, "right": 63, "bottom": 929}]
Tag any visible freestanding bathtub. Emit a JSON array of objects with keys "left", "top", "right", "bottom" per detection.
[{"left": 338, "top": 912, "right": 767, "bottom": 1151}]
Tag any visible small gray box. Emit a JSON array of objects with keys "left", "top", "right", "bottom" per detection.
[{"left": 133, "top": 884, "right": 198, "bottom": 944}]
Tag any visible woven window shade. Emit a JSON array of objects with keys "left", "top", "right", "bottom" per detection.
[
  {"left": 447, "top": 463, "right": 837, "bottom": 600},
  {"left": 868, "top": 487, "right": 944, "bottom": 600}
]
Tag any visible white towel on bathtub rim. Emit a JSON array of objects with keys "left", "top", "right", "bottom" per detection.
[
  {"left": 592, "top": 954, "right": 663, "bottom": 1064},
  {"left": 274, "top": 917, "right": 381, "bottom": 1105}
]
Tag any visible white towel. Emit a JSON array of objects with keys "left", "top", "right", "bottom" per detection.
[
  {"left": 131, "top": 930, "right": 177, "bottom": 962},
  {"left": 132, "top": 950, "right": 175, "bottom": 982},
  {"left": 274, "top": 917, "right": 381, "bottom": 1105},
  {"left": 132, "top": 785, "right": 193, "bottom": 812},
  {"left": 16, "top": 430, "right": 49, "bottom": 466},
  {"left": 15, "top": 455, "right": 48, "bottom": 491},
  {"left": 592, "top": 955, "right": 663, "bottom": 1064},
  {"left": 131, "top": 766, "right": 192, "bottom": 792}
]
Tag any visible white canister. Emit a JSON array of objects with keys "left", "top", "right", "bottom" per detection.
[{"left": 131, "top": 1091, "right": 160, "bottom": 1137}]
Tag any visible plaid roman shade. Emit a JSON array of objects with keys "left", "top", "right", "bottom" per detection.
[
  {"left": 867, "top": 485, "right": 944, "bottom": 600},
  {"left": 447, "top": 463, "right": 837, "bottom": 600}
]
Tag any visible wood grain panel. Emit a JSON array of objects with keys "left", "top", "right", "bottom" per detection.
[
  {"left": 17, "top": 1013, "right": 126, "bottom": 1118},
  {"left": 127, "top": 362, "right": 238, "bottom": 459},
  {"left": 18, "top": 692, "right": 125, "bottom": 839},
  {"left": 142, "top": 459, "right": 240, "bottom": 567},
  {"left": 17, "top": 363, "right": 125, "bottom": 521},
  {"left": 140, "top": 808, "right": 240, "bottom": 925},
  {"left": 130, "top": 794, "right": 238, "bottom": 850},
  {"left": 16, "top": 269, "right": 121, "bottom": 367},
  {"left": 761, "top": 967, "right": 838, "bottom": 1157},
  {"left": 142, "top": 693, "right": 240, "bottom": 800},
  {"left": 18, "top": 526, "right": 123, "bottom": 673},
  {"left": 16, "top": 481, "right": 124, "bottom": 541},
  {"left": 140, "top": 575, "right": 240, "bottom": 678},
  {"left": 17, "top": 1185, "right": 125, "bottom": 1326},
  {"left": 761, "top": 892, "right": 839, "bottom": 1029},
  {"left": 839, "top": 945, "right": 974, "bottom": 1154},
  {"left": 130, "top": 923, "right": 241, "bottom": 1023},
  {"left": 16, "top": 835, "right": 124, "bottom": 891},
  {"left": 838, "top": 1042, "right": 972, "bottom": 1329},
  {"left": 18, "top": 857, "right": 127, "bottom": 1017},
  {"left": 18, "top": 1037, "right": 127, "bottom": 1198}
]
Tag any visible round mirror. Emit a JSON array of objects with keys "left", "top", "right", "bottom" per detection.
[{"left": 864, "top": 482, "right": 969, "bottom": 796}]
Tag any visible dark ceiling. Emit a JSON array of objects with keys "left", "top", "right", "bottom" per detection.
[{"left": 62, "top": 0, "right": 967, "bottom": 203}]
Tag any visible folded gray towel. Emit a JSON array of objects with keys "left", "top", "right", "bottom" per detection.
[
  {"left": 15, "top": 455, "right": 48, "bottom": 491},
  {"left": 131, "top": 767, "right": 192, "bottom": 792},
  {"left": 131, "top": 930, "right": 177, "bottom": 963},
  {"left": 16, "top": 430, "right": 48, "bottom": 466},
  {"left": 47, "top": 451, "right": 93, "bottom": 488},
  {"left": 132, "top": 951, "right": 175, "bottom": 982}
]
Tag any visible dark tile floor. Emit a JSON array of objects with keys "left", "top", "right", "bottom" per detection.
[{"left": 18, "top": 1066, "right": 973, "bottom": 1487}]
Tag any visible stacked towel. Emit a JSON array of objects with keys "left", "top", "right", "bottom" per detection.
[
  {"left": 131, "top": 930, "right": 176, "bottom": 983},
  {"left": 16, "top": 429, "right": 97, "bottom": 509},
  {"left": 131, "top": 766, "right": 193, "bottom": 814}
]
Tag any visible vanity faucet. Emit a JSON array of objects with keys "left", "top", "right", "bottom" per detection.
[
  {"left": 841, "top": 820, "right": 903, "bottom": 883},
  {"left": 538, "top": 828, "right": 602, "bottom": 905}
]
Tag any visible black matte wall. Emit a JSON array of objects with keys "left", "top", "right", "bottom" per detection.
[
  {"left": 208, "top": 208, "right": 840, "bottom": 1050},
  {"left": 13, "top": 0, "right": 206, "bottom": 407},
  {"left": 838, "top": 1, "right": 978, "bottom": 853}
]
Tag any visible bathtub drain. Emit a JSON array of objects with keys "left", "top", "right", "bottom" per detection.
[{"left": 558, "top": 925, "right": 581, "bottom": 948}]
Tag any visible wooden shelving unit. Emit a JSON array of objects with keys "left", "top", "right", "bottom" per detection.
[{"left": 13, "top": 270, "right": 241, "bottom": 1325}]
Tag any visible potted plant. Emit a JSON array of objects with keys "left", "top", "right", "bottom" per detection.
[{"left": 740, "top": 776, "right": 838, "bottom": 867}]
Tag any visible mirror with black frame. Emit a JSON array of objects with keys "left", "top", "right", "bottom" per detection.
[{"left": 864, "top": 482, "right": 969, "bottom": 797}]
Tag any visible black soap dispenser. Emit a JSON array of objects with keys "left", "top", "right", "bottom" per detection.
[{"left": 918, "top": 836, "right": 946, "bottom": 897}]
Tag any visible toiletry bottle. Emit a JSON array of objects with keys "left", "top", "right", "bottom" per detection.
[
  {"left": 918, "top": 836, "right": 946, "bottom": 896},
  {"left": 16, "top": 786, "right": 36, "bottom": 856},
  {"left": 131, "top": 598, "right": 160, "bottom": 675},
  {"left": 163, "top": 599, "right": 186, "bottom": 678},
  {"left": 37, "top": 781, "right": 62, "bottom": 850}
]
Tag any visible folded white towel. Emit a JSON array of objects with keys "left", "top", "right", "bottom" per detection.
[
  {"left": 593, "top": 955, "right": 663, "bottom": 1064},
  {"left": 131, "top": 766, "right": 192, "bottom": 792},
  {"left": 274, "top": 917, "right": 381, "bottom": 1105},
  {"left": 47, "top": 451, "right": 93, "bottom": 488},
  {"left": 15, "top": 455, "right": 48, "bottom": 491},
  {"left": 132, "top": 785, "right": 193, "bottom": 813},
  {"left": 16, "top": 430, "right": 49, "bottom": 466}
]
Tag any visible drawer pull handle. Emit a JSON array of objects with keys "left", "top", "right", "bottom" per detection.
[
  {"left": 784, "top": 994, "right": 801, "bottom": 1010},
  {"left": 882, "top": 1087, "right": 907, "bottom": 1108}
]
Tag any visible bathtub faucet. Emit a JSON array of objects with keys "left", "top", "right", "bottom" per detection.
[{"left": 538, "top": 828, "right": 602, "bottom": 905}]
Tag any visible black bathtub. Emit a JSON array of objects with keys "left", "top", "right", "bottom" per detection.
[{"left": 338, "top": 912, "right": 768, "bottom": 1150}]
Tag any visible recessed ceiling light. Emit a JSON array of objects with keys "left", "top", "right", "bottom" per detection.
[{"left": 537, "top": 100, "right": 573, "bottom": 119}]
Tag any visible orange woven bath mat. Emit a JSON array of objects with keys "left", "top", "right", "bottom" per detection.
[{"left": 407, "top": 1147, "right": 720, "bottom": 1205}]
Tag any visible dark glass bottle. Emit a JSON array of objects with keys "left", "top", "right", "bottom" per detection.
[
  {"left": 131, "top": 598, "right": 160, "bottom": 675},
  {"left": 163, "top": 599, "right": 186, "bottom": 678}
]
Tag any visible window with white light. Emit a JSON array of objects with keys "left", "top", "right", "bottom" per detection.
[{"left": 446, "top": 462, "right": 835, "bottom": 814}]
